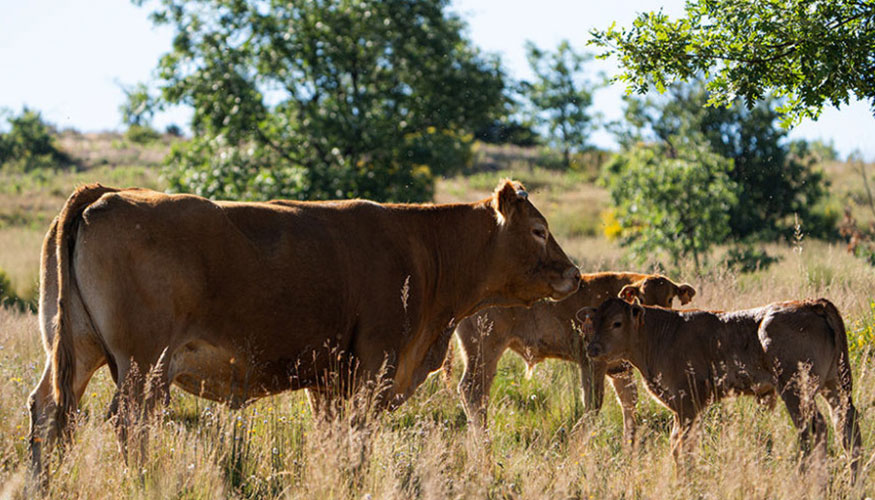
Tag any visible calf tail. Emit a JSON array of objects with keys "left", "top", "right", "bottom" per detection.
[
  {"left": 51, "top": 184, "right": 117, "bottom": 440},
  {"left": 815, "top": 299, "right": 853, "bottom": 395}
]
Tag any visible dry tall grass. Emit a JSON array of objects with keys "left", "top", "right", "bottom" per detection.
[
  {"left": 1, "top": 145, "right": 875, "bottom": 498},
  {"left": 1, "top": 238, "right": 874, "bottom": 499}
]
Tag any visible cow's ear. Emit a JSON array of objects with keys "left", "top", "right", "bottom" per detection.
[
  {"left": 678, "top": 284, "right": 696, "bottom": 305},
  {"left": 630, "top": 302, "right": 645, "bottom": 329},
  {"left": 619, "top": 284, "right": 642, "bottom": 303},
  {"left": 493, "top": 180, "right": 527, "bottom": 222}
]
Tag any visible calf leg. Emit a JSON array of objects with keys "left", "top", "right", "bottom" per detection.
[
  {"left": 821, "top": 380, "right": 863, "bottom": 476},
  {"left": 780, "top": 390, "right": 828, "bottom": 465},
  {"left": 670, "top": 413, "right": 698, "bottom": 468},
  {"left": 607, "top": 364, "right": 638, "bottom": 446},
  {"left": 579, "top": 357, "right": 606, "bottom": 413},
  {"left": 458, "top": 346, "right": 501, "bottom": 431}
]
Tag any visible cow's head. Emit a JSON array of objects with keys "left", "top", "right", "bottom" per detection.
[
  {"left": 489, "top": 180, "right": 579, "bottom": 305},
  {"left": 577, "top": 297, "right": 643, "bottom": 362},
  {"left": 619, "top": 276, "right": 696, "bottom": 307}
]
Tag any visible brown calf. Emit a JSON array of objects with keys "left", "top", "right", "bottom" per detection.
[
  {"left": 450, "top": 272, "right": 694, "bottom": 438},
  {"left": 580, "top": 298, "right": 862, "bottom": 472}
]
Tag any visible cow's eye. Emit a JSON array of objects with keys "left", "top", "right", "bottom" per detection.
[
  {"left": 532, "top": 228, "right": 547, "bottom": 241},
  {"left": 612, "top": 321, "right": 622, "bottom": 329}
]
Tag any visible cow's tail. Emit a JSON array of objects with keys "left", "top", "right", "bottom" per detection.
[
  {"left": 51, "top": 183, "right": 117, "bottom": 440},
  {"left": 815, "top": 298, "right": 853, "bottom": 396}
]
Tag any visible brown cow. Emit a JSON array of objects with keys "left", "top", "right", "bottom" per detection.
[
  {"left": 580, "top": 298, "right": 862, "bottom": 472},
  {"left": 27, "top": 180, "right": 580, "bottom": 479},
  {"left": 451, "top": 272, "right": 694, "bottom": 439}
]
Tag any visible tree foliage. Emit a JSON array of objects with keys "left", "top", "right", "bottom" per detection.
[
  {"left": 0, "top": 107, "right": 71, "bottom": 172},
  {"left": 604, "top": 136, "right": 737, "bottom": 269},
  {"left": 613, "top": 81, "right": 830, "bottom": 240},
  {"left": 521, "top": 40, "right": 601, "bottom": 168},
  {"left": 136, "top": 0, "right": 506, "bottom": 202},
  {"left": 591, "top": 0, "right": 875, "bottom": 125}
]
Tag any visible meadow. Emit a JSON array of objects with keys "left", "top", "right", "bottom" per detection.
[{"left": 1, "top": 138, "right": 874, "bottom": 498}]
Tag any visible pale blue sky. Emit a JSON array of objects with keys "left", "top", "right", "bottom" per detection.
[{"left": 1, "top": 0, "right": 873, "bottom": 159}]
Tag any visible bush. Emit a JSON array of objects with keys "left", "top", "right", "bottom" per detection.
[
  {"left": 0, "top": 268, "right": 36, "bottom": 313},
  {"left": 125, "top": 124, "right": 161, "bottom": 144},
  {"left": 604, "top": 137, "right": 737, "bottom": 269},
  {"left": 723, "top": 245, "right": 781, "bottom": 273},
  {"left": 0, "top": 107, "right": 71, "bottom": 171}
]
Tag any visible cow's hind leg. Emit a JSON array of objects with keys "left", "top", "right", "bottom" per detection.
[
  {"left": 108, "top": 352, "right": 171, "bottom": 465},
  {"left": 28, "top": 335, "right": 106, "bottom": 484},
  {"left": 27, "top": 360, "right": 56, "bottom": 485}
]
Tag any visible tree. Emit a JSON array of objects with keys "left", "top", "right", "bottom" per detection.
[
  {"left": 521, "top": 40, "right": 601, "bottom": 168},
  {"left": 612, "top": 80, "right": 829, "bottom": 240},
  {"left": 119, "top": 82, "right": 155, "bottom": 128},
  {"left": 604, "top": 136, "right": 737, "bottom": 269},
  {"left": 591, "top": 0, "right": 875, "bottom": 125},
  {"left": 135, "top": 0, "right": 506, "bottom": 202},
  {"left": 0, "top": 107, "right": 71, "bottom": 172}
]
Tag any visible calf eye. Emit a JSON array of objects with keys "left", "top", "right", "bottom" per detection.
[
  {"left": 532, "top": 228, "right": 547, "bottom": 240},
  {"left": 612, "top": 321, "right": 621, "bottom": 328}
]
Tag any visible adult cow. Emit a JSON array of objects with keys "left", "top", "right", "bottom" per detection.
[
  {"left": 449, "top": 272, "right": 694, "bottom": 439},
  {"left": 27, "top": 180, "right": 580, "bottom": 479},
  {"left": 580, "top": 297, "right": 862, "bottom": 473}
]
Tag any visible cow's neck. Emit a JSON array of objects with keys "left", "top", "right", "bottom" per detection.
[{"left": 420, "top": 200, "right": 502, "bottom": 324}]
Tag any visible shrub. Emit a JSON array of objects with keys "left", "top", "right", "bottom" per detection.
[
  {"left": 125, "top": 124, "right": 161, "bottom": 144},
  {"left": 604, "top": 137, "right": 737, "bottom": 270},
  {"left": 0, "top": 267, "right": 36, "bottom": 313},
  {"left": 723, "top": 245, "right": 781, "bottom": 273},
  {"left": 0, "top": 107, "right": 71, "bottom": 171}
]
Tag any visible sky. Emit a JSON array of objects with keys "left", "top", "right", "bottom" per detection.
[{"left": 1, "top": 0, "right": 873, "bottom": 160}]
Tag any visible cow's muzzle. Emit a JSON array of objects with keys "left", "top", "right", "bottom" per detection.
[
  {"left": 586, "top": 342, "right": 604, "bottom": 360},
  {"left": 551, "top": 266, "right": 580, "bottom": 297}
]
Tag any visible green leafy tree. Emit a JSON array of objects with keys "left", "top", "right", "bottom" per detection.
[
  {"left": 521, "top": 40, "right": 601, "bottom": 168},
  {"left": 0, "top": 107, "right": 71, "bottom": 172},
  {"left": 591, "top": 0, "right": 875, "bottom": 125},
  {"left": 604, "top": 136, "right": 737, "bottom": 269},
  {"left": 613, "top": 80, "right": 829, "bottom": 240},
  {"left": 135, "top": 0, "right": 505, "bottom": 202},
  {"left": 119, "top": 82, "right": 162, "bottom": 144}
]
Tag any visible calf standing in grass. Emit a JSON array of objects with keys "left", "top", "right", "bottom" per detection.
[
  {"left": 579, "top": 297, "right": 862, "bottom": 473},
  {"left": 450, "top": 272, "right": 694, "bottom": 439}
]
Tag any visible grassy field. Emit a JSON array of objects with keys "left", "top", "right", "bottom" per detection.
[{"left": 1, "top": 139, "right": 875, "bottom": 498}]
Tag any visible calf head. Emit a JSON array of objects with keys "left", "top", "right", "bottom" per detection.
[
  {"left": 577, "top": 298, "right": 643, "bottom": 362},
  {"left": 489, "top": 180, "right": 579, "bottom": 306},
  {"left": 619, "top": 275, "right": 696, "bottom": 307}
]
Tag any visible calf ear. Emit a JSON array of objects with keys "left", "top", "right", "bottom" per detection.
[
  {"left": 619, "top": 284, "right": 642, "bottom": 303},
  {"left": 493, "top": 180, "right": 527, "bottom": 223},
  {"left": 575, "top": 307, "right": 596, "bottom": 337},
  {"left": 630, "top": 303, "right": 645, "bottom": 330},
  {"left": 575, "top": 306, "right": 596, "bottom": 324},
  {"left": 678, "top": 284, "right": 696, "bottom": 305}
]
